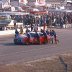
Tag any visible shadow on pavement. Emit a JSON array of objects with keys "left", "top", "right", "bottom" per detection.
[
  {"left": 3, "top": 43, "right": 33, "bottom": 46},
  {"left": 3, "top": 43, "right": 16, "bottom": 46},
  {"left": 3, "top": 42, "right": 47, "bottom": 46}
]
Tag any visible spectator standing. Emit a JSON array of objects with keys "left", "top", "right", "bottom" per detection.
[
  {"left": 15, "top": 29, "right": 19, "bottom": 37},
  {"left": 46, "top": 15, "right": 49, "bottom": 28},
  {"left": 60, "top": 17, "right": 64, "bottom": 28},
  {"left": 39, "top": 16, "right": 44, "bottom": 26},
  {"left": 26, "top": 27, "right": 30, "bottom": 33},
  {"left": 14, "top": 20, "right": 17, "bottom": 29}
]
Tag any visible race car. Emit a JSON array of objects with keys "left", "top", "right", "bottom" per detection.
[{"left": 14, "top": 31, "right": 50, "bottom": 45}]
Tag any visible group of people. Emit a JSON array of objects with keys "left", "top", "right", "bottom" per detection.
[
  {"left": 15, "top": 27, "right": 59, "bottom": 44},
  {"left": 34, "top": 29, "right": 58, "bottom": 44},
  {"left": 41, "top": 29, "right": 58, "bottom": 44},
  {"left": 13, "top": 12, "right": 72, "bottom": 30}
]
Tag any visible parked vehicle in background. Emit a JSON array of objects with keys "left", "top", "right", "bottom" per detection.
[{"left": 0, "top": 13, "right": 11, "bottom": 30}]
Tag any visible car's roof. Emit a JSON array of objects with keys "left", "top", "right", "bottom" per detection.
[
  {"left": 29, "top": 31, "right": 36, "bottom": 34},
  {"left": 28, "top": 31, "right": 43, "bottom": 35},
  {"left": 19, "top": 34, "right": 27, "bottom": 38},
  {"left": 29, "top": 31, "right": 42, "bottom": 33},
  {"left": 37, "top": 32, "right": 43, "bottom": 34}
]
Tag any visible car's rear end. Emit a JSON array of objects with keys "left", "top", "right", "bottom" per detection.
[
  {"left": 14, "top": 35, "right": 22, "bottom": 44},
  {"left": 14, "top": 34, "right": 28, "bottom": 45}
]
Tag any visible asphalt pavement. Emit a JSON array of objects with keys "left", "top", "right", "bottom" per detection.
[{"left": 0, "top": 28, "right": 72, "bottom": 65}]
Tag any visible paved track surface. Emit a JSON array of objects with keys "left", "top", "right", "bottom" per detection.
[{"left": 0, "top": 28, "right": 72, "bottom": 65}]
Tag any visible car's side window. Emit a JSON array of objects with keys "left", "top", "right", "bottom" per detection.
[{"left": 40, "top": 33, "right": 44, "bottom": 36}]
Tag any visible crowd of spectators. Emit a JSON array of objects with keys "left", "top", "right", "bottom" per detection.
[{"left": 12, "top": 11, "right": 72, "bottom": 30}]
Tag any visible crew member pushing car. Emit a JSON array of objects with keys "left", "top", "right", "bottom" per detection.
[
  {"left": 20, "top": 26, "right": 23, "bottom": 34},
  {"left": 35, "top": 31, "right": 40, "bottom": 44},
  {"left": 41, "top": 29, "right": 48, "bottom": 43},
  {"left": 15, "top": 29, "right": 19, "bottom": 37}
]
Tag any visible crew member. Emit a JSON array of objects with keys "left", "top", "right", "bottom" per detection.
[
  {"left": 20, "top": 26, "right": 23, "bottom": 34},
  {"left": 15, "top": 29, "right": 19, "bottom": 37},
  {"left": 41, "top": 29, "right": 48, "bottom": 43}
]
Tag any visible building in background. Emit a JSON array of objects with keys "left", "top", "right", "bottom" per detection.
[
  {"left": 0, "top": 0, "right": 72, "bottom": 11},
  {"left": 65, "top": 0, "right": 72, "bottom": 10},
  {"left": 10, "top": 0, "right": 19, "bottom": 6},
  {"left": 19, "top": 0, "right": 28, "bottom": 5},
  {"left": 35, "top": 0, "right": 46, "bottom": 6},
  {"left": 2, "top": 0, "right": 10, "bottom": 8},
  {"left": 0, "top": 0, "right": 2, "bottom": 10}
]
